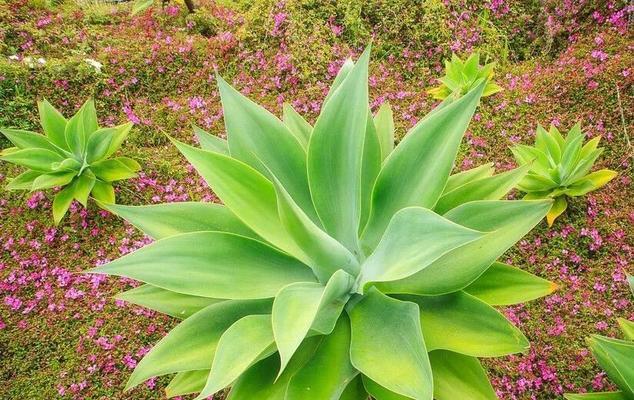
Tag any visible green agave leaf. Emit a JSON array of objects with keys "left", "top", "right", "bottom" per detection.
[
  {"left": 85, "top": 127, "right": 117, "bottom": 163},
  {"left": 567, "top": 170, "right": 617, "bottom": 196},
  {"left": 228, "top": 336, "right": 323, "bottom": 400},
  {"left": 535, "top": 125, "right": 561, "bottom": 164},
  {"left": 428, "top": 350, "right": 497, "bottom": 400},
  {"left": 270, "top": 170, "right": 359, "bottom": 281},
  {"left": 617, "top": 318, "right": 634, "bottom": 341},
  {"left": 588, "top": 335, "right": 634, "bottom": 396},
  {"left": 629, "top": 275, "right": 634, "bottom": 295},
  {"left": 38, "top": 99, "right": 69, "bottom": 150},
  {"left": 360, "top": 113, "right": 382, "bottom": 234},
  {"left": 272, "top": 270, "right": 353, "bottom": 375},
  {"left": 307, "top": 47, "right": 370, "bottom": 255},
  {"left": 340, "top": 376, "right": 369, "bottom": 400},
  {"left": 91, "top": 180, "right": 115, "bottom": 203},
  {"left": 549, "top": 125, "right": 566, "bottom": 151},
  {"left": 104, "top": 122, "right": 133, "bottom": 159},
  {"left": 125, "top": 299, "right": 271, "bottom": 389},
  {"left": 0, "top": 128, "right": 66, "bottom": 155},
  {"left": 434, "top": 165, "right": 529, "bottom": 214},
  {"left": 564, "top": 392, "right": 628, "bottom": 400},
  {"left": 402, "top": 291, "right": 529, "bottom": 357},
  {"left": 443, "top": 163, "right": 495, "bottom": 194},
  {"left": 362, "top": 376, "right": 411, "bottom": 400},
  {"left": 559, "top": 133, "right": 585, "bottom": 180},
  {"left": 90, "top": 231, "right": 317, "bottom": 299},
  {"left": 165, "top": 370, "right": 208, "bottom": 398},
  {"left": 6, "top": 170, "right": 42, "bottom": 190},
  {"left": 196, "top": 314, "right": 275, "bottom": 399},
  {"left": 90, "top": 157, "right": 140, "bottom": 181},
  {"left": 115, "top": 284, "right": 222, "bottom": 319},
  {"left": 73, "top": 171, "right": 96, "bottom": 207},
  {"left": 349, "top": 289, "right": 432, "bottom": 400},
  {"left": 172, "top": 140, "right": 302, "bottom": 257},
  {"left": 193, "top": 125, "right": 229, "bottom": 154},
  {"left": 565, "top": 148, "right": 603, "bottom": 185},
  {"left": 52, "top": 158, "right": 81, "bottom": 172},
  {"left": 373, "top": 103, "right": 395, "bottom": 161},
  {"left": 286, "top": 314, "right": 357, "bottom": 400},
  {"left": 31, "top": 171, "right": 76, "bottom": 191},
  {"left": 358, "top": 207, "right": 483, "bottom": 289},
  {"left": 511, "top": 145, "right": 551, "bottom": 176},
  {"left": 375, "top": 200, "right": 551, "bottom": 295},
  {"left": 282, "top": 103, "right": 312, "bottom": 149},
  {"left": 324, "top": 58, "right": 354, "bottom": 105},
  {"left": 131, "top": 0, "right": 153, "bottom": 14},
  {"left": 546, "top": 196, "right": 568, "bottom": 226},
  {"left": 217, "top": 75, "right": 316, "bottom": 222},
  {"left": 361, "top": 81, "right": 484, "bottom": 252},
  {"left": 52, "top": 180, "right": 78, "bottom": 225},
  {"left": 517, "top": 173, "right": 559, "bottom": 193},
  {"left": 464, "top": 262, "right": 557, "bottom": 305},
  {"left": 0, "top": 147, "right": 63, "bottom": 171},
  {"left": 65, "top": 99, "right": 98, "bottom": 156},
  {"left": 102, "top": 202, "right": 257, "bottom": 240}
]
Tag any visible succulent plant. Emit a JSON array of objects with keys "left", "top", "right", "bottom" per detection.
[
  {"left": 427, "top": 53, "right": 502, "bottom": 100},
  {"left": 90, "top": 48, "right": 556, "bottom": 400},
  {"left": 511, "top": 124, "right": 617, "bottom": 226},
  {"left": 0, "top": 99, "right": 140, "bottom": 224},
  {"left": 565, "top": 276, "right": 634, "bottom": 400}
]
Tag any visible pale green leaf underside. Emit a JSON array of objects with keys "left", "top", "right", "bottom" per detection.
[{"left": 429, "top": 350, "right": 497, "bottom": 400}]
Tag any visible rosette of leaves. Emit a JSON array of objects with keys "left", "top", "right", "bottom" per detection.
[
  {"left": 0, "top": 99, "right": 140, "bottom": 224},
  {"left": 511, "top": 124, "right": 617, "bottom": 226},
  {"left": 90, "top": 48, "right": 557, "bottom": 400},
  {"left": 565, "top": 275, "right": 634, "bottom": 400},
  {"left": 427, "top": 53, "right": 502, "bottom": 100}
]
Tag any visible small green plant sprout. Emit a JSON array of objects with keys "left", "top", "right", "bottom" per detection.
[
  {"left": 131, "top": 0, "right": 195, "bottom": 15},
  {"left": 511, "top": 123, "right": 617, "bottom": 226},
  {"left": 427, "top": 53, "right": 502, "bottom": 100},
  {"left": 0, "top": 99, "right": 140, "bottom": 224},
  {"left": 564, "top": 276, "right": 634, "bottom": 400},
  {"left": 89, "top": 47, "right": 557, "bottom": 400}
]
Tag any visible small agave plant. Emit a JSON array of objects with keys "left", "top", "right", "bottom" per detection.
[
  {"left": 91, "top": 48, "right": 557, "bottom": 399},
  {"left": 0, "top": 99, "right": 140, "bottom": 224},
  {"left": 427, "top": 53, "right": 502, "bottom": 100},
  {"left": 511, "top": 124, "right": 617, "bottom": 226},
  {"left": 565, "top": 276, "right": 634, "bottom": 400}
]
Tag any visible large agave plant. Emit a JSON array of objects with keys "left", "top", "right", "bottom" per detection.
[
  {"left": 91, "top": 48, "right": 557, "bottom": 399},
  {"left": 565, "top": 276, "right": 634, "bottom": 400},
  {"left": 0, "top": 99, "right": 139, "bottom": 224},
  {"left": 427, "top": 53, "right": 502, "bottom": 100},
  {"left": 511, "top": 124, "right": 617, "bottom": 226}
]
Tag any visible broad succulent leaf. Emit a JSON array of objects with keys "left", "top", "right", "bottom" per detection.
[
  {"left": 512, "top": 124, "right": 617, "bottom": 226},
  {"left": 0, "top": 99, "right": 139, "bottom": 224},
  {"left": 565, "top": 279, "right": 634, "bottom": 399},
  {"left": 90, "top": 48, "right": 556, "bottom": 399},
  {"left": 428, "top": 53, "right": 502, "bottom": 100}
]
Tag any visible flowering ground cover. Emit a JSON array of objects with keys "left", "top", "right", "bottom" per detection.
[{"left": 0, "top": 0, "right": 632, "bottom": 399}]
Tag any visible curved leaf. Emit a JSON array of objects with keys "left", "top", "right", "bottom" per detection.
[
  {"left": 349, "top": 289, "right": 432, "bottom": 400},
  {"left": 6, "top": 170, "right": 42, "bottom": 190},
  {"left": 104, "top": 122, "right": 133, "bottom": 159},
  {"left": 361, "top": 82, "right": 484, "bottom": 252},
  {"left": 376, "top": 200, "right": 551, "bottom": 295},
  {"left": 402, "top": 292, "right": 529, "bottom": 357},
  {"left": 31, "top": 171, "right": 76, "bottom": 191},
  {"left": 196, "top": 314, "right": 275, "bottom": 399},
  {"left": 307, "top": 47, "right": 370, "bottom": 255},
  {"left": 360, "top": 113, "right": 382, "bottom": 235},
  {"left": 362, "top": 377, "right": 411, "bottom": 400},
  {"left": 588, "top": 335, "right": 634, "bottom": 396},
  {"left": 443, "top": 163, "right": 494, "bottom": 194},
  {"left": 91, "top": 180, "right": 115, "bottom": 203},
  {"left": 618, "top": 318, "right": 634, "bottom": 341},
  {"left": 86, "top": 127, "right": 117, "bottom": 163},
  {"left": 429, "top": 350, "right": 497, "bottom": 400},
  {"left": 53, "top": 180, "right": 77, "bottom": 224},
  {"left": 0, "top": 128, "right": 65, "bottom": 155},
  {"left": 102, "top": 202, "right": 257, "bottom": 240},
  {"left": 90, "top": 157, "right": 140, "bottom": 181},
  {"left": 165, "top": 370, "right": 208, "bottom": 398},
  {"left": 125, "top": 299, "right": 271, "bottom": 389},
  {"left": 359, "top": 207, "right": 483, "bottom": 288},
  {"left": 340, "top": 376, "right": 369, "bottom": 400},
  {"left": 564, "top": 392, "right": 628, "bottom": 400},
  {"left": 90, "top": 231, "right": 317, "bottom": 299},
  {"left": 193, "top": 125, "right": 229, "bottom": 154},
  {"left": 115, "top": 284, "right": 222, "bottom": 319},
  {"left": 286, "top": 314, "right": 357, "bottom": 400},
  {"left": 65, "top": 99, "right": 98, "bottom": 156},
  {"left": 217, "top": 75, "right": 316, "bottom": 221},
  {"left": 272, "top": 270, "right": 353, "bottom": 375},
  {"left": 0, "top": 147, "right": 63, "bottom": 171},
  {"left": 282, "top": 103, "right": 312, "bottom": 149},
  {"left": 464, "top": 262, "right": 557, "bottom": 305},
  {"left": 38, "top": 99, "right": 68, "bottom": 150},
  {"left": 374, "top": 102, "right": 395, "bottom": 161}
]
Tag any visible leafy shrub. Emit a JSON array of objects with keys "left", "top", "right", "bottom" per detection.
[
  {"left": 90, "top": 48, "right": 557, "bottom": 399},
  {"left": 0, "top": 98, "right": 140, "bottom": 223},
  {"left": 427, "top": 53, "right": 502, "bottom": 100},
  {"left": 511, "top": 124, "right": 617, "bottom": 226},
  {"left": 565, "top": 276, "right": 634, "bottom": 400}
]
